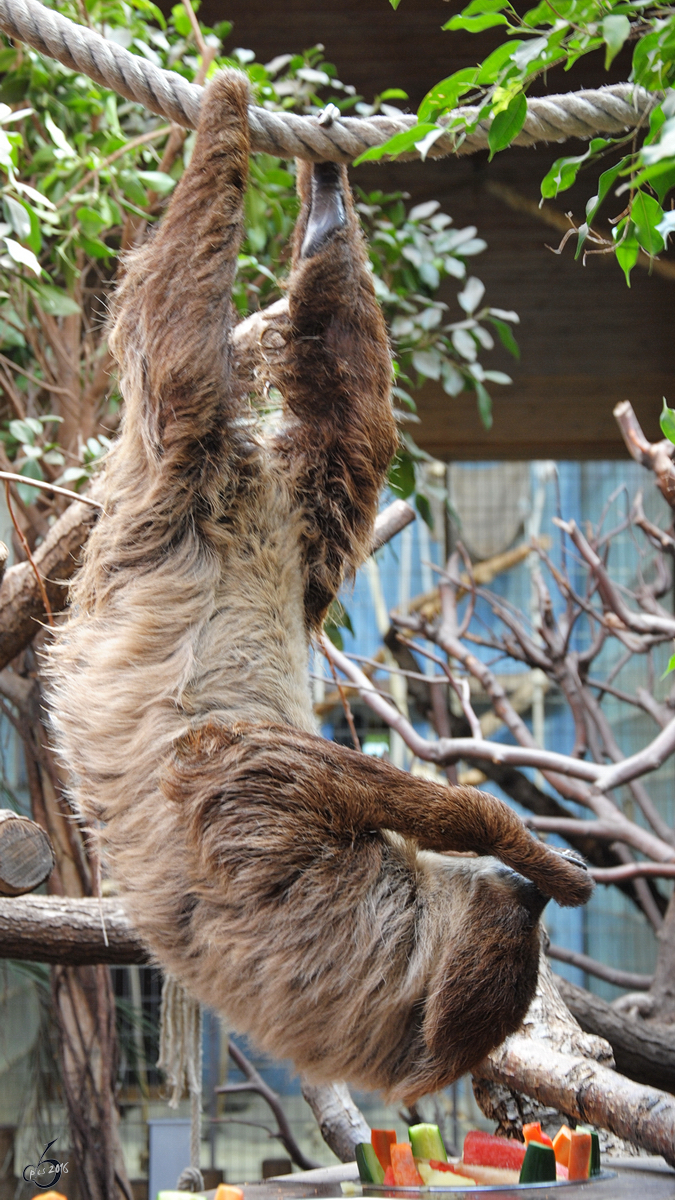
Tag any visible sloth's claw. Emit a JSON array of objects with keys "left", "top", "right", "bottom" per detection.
[{"left": 301, "top": 162, "right": 347, "bottom": 259}]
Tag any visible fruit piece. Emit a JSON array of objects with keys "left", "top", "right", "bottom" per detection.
[
  {"left": 428, "top": 1160, "right": 458, "bottom": 1172},
  {"left": 552, "top": 1124, "right": 573, "bottom": 1167},
  {"left": 522, "top": 1121, "right": 553, "bottom": 1148},
  {"left": 462, "top": 1130, "right": 526, "bottom": 1170},
  {"left": 356, "top": 1143, "right": 385, "bottom": 1184},
  {"left": 372, "top": 1129, "right": 397, "bottom": 1171},
  {"left": 383, "top": 1166, "right": 396, "bottom": 1185},
  {"left": 576, "top": 1124, "right": 601, "bottom": 1175},
  {"left": 418, "top": 1162, "right": 476, "bottom": 1186},
  {"left": 568, "top": 1129, "right": 592, "bottom": 1181},
  {"left": 390, "top": 1143, "right": 423, "bottom": 1186},
  {"left": 213, "top": 1188, "right": 244, "bottom": 1200},
  {"left": 457, "top": 1163, "right": 520, "bottom": 1184},
  {"left": 409, "top": 1123, "right": 447, "bottom": 1163},
  {"left": 519, "top": 1141, "right": 557, "bottom": 1184},
  {"left": 556, "top": 1162, "right": 569, "bottom": 1180}
]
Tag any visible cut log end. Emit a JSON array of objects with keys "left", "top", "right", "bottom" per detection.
[{"left": 0, "top": 810, "right": 55, "bottom": 895}]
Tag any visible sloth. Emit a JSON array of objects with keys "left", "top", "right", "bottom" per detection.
[{"left": 47, "top": 70, "right": 592, "bottom": 1102}]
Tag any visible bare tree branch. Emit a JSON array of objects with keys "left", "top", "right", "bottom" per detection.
[
  {"left": 321, "top": 637, "right": 675, "bottom": 864},
  {"left": 217, "top": 1042, "right": 320, "bottom": 1171},
  {"left": 546, "top": 942, "right": 653, "bottom": 990}
]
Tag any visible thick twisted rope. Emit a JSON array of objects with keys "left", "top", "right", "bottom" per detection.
[{"left": 0, "top": 0, "right": 657, "bottom": 160}]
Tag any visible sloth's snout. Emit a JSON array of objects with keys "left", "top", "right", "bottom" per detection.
[{"left": 494, "top": 863, "right": 549, "bottom": 921}]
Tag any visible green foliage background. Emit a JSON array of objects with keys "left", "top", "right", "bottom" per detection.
[{"left": 380, "top": 0, "right": 675, "bottom": 284}]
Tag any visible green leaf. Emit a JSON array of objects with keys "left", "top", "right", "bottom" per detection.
[
  {"left": 389, "top": 0, "right": 402, "bottom": 8},
  {"left": 76, "top": 205, "right": 107, "bottom": 237},
  {"left": 118, "top": 169, "right": 148, "bottom": 208},
  {"left": 477, "top": 41, "right": 523, "bottom": 85},
  {"left": 418, "top": 69, "right": 479, "bottom": 122},
  {"left": 17, "top": 454, "right": 43, "bottom": 505},
  {"left": 3, "top": 236, "right": 41, "bottom": 276},
  {"left": 44, "top": 112, "right": 76, "bottom": 160},
  {"left": 584, "top": 158, "right": 631, "bottom": 228},
  {"left": 416, "top": 492, "right": 433, "bottom": 528},
  {"left": 488, "top": 91, "right": 527, "bottom": 158},
  {"left": 632, "top": 190, "right": 665, "bottom": 255},
  {"left": 660, "top": 397, "right": 675, "bottom": 443},
  {"left": 137, "top": 170, "right": 176, "bottom": 194},
  {"left": 475, "top": 380, "right": 493, "bottom": 429},
  {"left": 602, "top": 14, "right": 631, "bottom": 69},
  {"left": 354, "top": 123, "right": 437, "bottom": 164},
  {"left": 444, "top": 13, "right": 508, "bottom": 31},
  {"left": 541, "top": 151, "right": 589, "bottom": 199},
  {"left": 577, "top": 158, "right": 629, "bottom": 257},
  {"left": 463, "top": 0, "right": 510, "bottom": 14},
  {"left": 615, "top": 221, "right": 640, "bottom": 285},
  {"left": 380, "top": 89, "right": 408, "bottom": 100},
  {"left": 29, "top": 281, "right": 81, "bottom": 317},
  {"left": 388, "top": 452, "right": 416, "bottom": 498},
  {"left": 633, "top": 160, "right": 675, "bottom": 204},
  {"left": 488, "top": 316, "right": 520, "bottom": 359},
  {"left": 9, "top": 418, "right": 36, "bottom": 444},
  {"left": 79, "top": 234, "right": 113, "bottom": 260},
  {"left": 661, "top": 652, "right": 675, "bottom": 678},
  {"left": 4, "top": 195, "right": 31, "bottom": 243}
]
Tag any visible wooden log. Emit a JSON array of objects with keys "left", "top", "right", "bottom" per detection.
[
  {"left": 0, "top": 894, "right": 148, "bottom": 964},
  {"left": 0, "top": 809, "right": 54, "bottom": 895},
  {"left": 556, "top": 975, "right": 675, "bottom": 1096},
  {"left": 480, "top": 1033, "right": 675, "bottom": 1166},
  {"left": 0, "top": 499, "right": 98, "bottom": 672}
]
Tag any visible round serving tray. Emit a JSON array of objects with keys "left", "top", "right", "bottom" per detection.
[{"left": 360, "top": 1173, "right": 617, "bottom": 1194}]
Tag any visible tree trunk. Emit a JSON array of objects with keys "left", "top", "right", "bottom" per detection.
[{"left": 52, "top": 963, "right": 132, "bottom": 1200}]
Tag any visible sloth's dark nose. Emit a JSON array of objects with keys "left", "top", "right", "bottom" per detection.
[{"left": 495, "top": 863, "right": 549, "bottom": 921}]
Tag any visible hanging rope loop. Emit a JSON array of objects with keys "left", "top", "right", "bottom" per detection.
[{"left": 0, "top": 0, "right": 657, "bottom": 161}]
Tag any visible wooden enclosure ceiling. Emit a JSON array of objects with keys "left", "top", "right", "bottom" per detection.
[{"left": 198, "top": 0, "right": 675, "bottom": 460}]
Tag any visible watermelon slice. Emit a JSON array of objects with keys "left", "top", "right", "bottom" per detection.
[{"left": 462, "top": 1130, "right": 526, "bottom": 1170}]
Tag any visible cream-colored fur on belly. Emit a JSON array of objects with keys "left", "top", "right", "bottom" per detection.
[{"left": 48, "top": 462, "right": 316, "bottom": 825}]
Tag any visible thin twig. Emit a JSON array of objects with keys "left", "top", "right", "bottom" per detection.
[
  {"left": 58, "top": 126, "right": 172, "bottom": 207},
  {"left": 0, "top": 470, "right": 103, "bottom": 509},
  {"left": 547, "top": 943, "right": 653, "bottom": 990},
  {"left": 5, "top": 479, "right": 54, "bottom": 628},
  {"left": 217, "top": 1041, "right": 319, "bottom": 1170},
  {"left": 325, "top": 647, "right": 361, "bottom": 751}
]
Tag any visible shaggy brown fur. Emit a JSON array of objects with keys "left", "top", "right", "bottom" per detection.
[{"left": 47, "top": 70, "right": 593, "bottom": 1101}]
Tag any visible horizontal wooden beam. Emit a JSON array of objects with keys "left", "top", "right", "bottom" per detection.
[
  {"left": 413, "top": 377, "right": 668, "bottom": 462},
  {"left": 0, "top": 895, "right": 149, "bottom": 964}
]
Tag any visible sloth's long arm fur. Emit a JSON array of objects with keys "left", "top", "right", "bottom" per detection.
[{"left": 48, "top": 69, "right": 593, "bottom": 1102}]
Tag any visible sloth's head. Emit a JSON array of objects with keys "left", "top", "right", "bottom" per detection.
[{"left": 416, "top": 847, "right": 589, "bottom": 1092}]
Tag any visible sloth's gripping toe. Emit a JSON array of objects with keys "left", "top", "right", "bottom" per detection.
[{"left": 301, "top": 162, "right": 348, "bottom": 259}]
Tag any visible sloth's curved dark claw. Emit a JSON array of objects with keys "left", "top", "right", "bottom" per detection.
[{"left": 301, "top": 162, "right": 348, "bottom": 259}]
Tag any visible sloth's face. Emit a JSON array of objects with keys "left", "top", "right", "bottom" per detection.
[{"left": 418, "top": 854, "right": 547, "bottom": 1082}]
